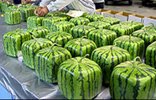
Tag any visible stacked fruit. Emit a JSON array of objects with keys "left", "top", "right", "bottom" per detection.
[{"left": 85, "top": 14, "right": 104, "bottom": 21}]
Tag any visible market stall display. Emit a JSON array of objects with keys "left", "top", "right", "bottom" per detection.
[
  {"left": 91, "top": 46, "right": 131, "bottom": 84},
  {"left": 3, "top": 28, "right": 31, "bottom": 57},
  {"left": 64, "top": 38, "right": 97, "bottom": 57},
  {"left": 113, "top": 35, "right": 145, "bottom": 59},
  {"left": 35, "top": 46, "right": 72, "bottom": 83},
  {"left": 70, "top": 25, "right": 95, "bottom": 38},
  {"left": 110, "top": 57, "right": 156, "bottom": 99},
  {"left": 22, "top": 38, "right": 53, "bottom": 69},
  {"left": 58, "top": 57, "right": 102, "bottom": 99},
  {"left": 87, "top": 29, "right": 117, "bottom": 47},
  {"left": 45, "top": 32, "right": 73, "bottom": 47}
]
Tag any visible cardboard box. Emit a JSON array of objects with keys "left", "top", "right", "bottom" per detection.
[
  {"left": 144, "top": 16, "right": 156, "bottom": 26},
  {"left": 95, "top": 9, "right": 108, "bottom": 15},
  {"left": 102, "top": 10, "right": 119, "bottom": 18},
  {"left": 128, "top": 14, "right": 144, "bottom": 23},
  {"left": 115, "top": 12, "right": 132, "bottom": 22}
]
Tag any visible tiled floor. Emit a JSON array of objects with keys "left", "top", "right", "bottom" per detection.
[{"left": 0, "top": 84, "right": 12, "bottom": 99}]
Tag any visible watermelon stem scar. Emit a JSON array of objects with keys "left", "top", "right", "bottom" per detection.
[
  {"left": 80, "top": 35, "right": 87, "bottom": 42},
  {"left": 79, "top": 54, "right": 90, "bottom": 63},
  {"left": 133, "top": 56, "right": 142, "bottom": 67},
  {"left": 49, "top": 43, "right": 61, "bottom": 50},
  {"left": 149, "top": 23, "right": 155, "bottom": 27},
  {"left": 31, "top": 35, "right": 37, "bottom": 40}
]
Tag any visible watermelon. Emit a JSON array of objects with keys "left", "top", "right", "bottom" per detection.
[
  {"left": 20, "top": 7, "right": 35, "bottom": 22},
  {"left": 28, "top": 26, "right": 49, "bottom": 38},
  {"left": 113, "top": 35, "right": 145, "bottom": 59},
  {"left": 42, "top": 17, "right": 67, "bottom": 30},
  {"left": 46, "top": 11, "right": 71, "bottom": 20},
  {"left": 87, "top": 29, "right": 117, "bottom": 47},
  {"left": 69, "top": 17, "right": 90, "bottom": 25},
  {"left": 132, "top": 29, "right": 156, "bottom": 48},
  {"left": 85, "top": 14, "right": 104, "bottom": 22},
  {"left": 5, "top": 10, "right": 22, "bottom": 25},
  {"left": 88, "top": 21, "right": 111, "bottom": 29},
  {"left": 64, "top": 38, "right": 97, "bottom": 57},
  {"left": 45, "top": 32, "right": 73, "bottom": 47},
  {"left": 110, "top": 57, "right": 156, "bottom": 99},
  {"left": 0, "top": 2, "right": 1, "bottom": 12},
  {"left": 91, "top": 45, "right": 131, "bottom": 84},
  {"left": 22, "top": 38, "right": 53, "bottom": 69},
  {"left": 51, "top": 21, "right": 75, "bottom": 32},
  {"left": 35, "top": 46, "right": 72, "bottom": 83},
  {"left": 3, "top": 28, "right": 32, "bottom": 57},
  {"left": 27, "top": 16, "right": 44, "bottom": 29},
  {"left": 121, "top": 21, "right": 144, "bottom": 31},
  {"left": 142, "top": 24, "right": 156, "bottom": 32},
  {"left": 1, "top": 2, "right": 12, "bottom": 12},
  {"left": 110, "top": 24, "right": 134, "bottom": 37},
  {"left": 100, "top": 17, "right": 121, "bottom": 25},
  {"left": 58, "top": 57, "right": 102, "bottom": 99},
  {"left": 145, "top": 41, "right": 156, "bottom": 68},
  {"left": 70, "top": 25, "right": 95, "bottom": 38}
]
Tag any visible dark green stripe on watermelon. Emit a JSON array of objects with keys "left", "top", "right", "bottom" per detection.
[
  {"left": 91, "top": 45, "right": 131, "bottom": 84},
  {"left": 35, "top": 46, "right": 72, "bottom": 83},
  {"left": 20, "top": 7, "right": 35, "bottom": 22},
  {"left": 113, "top": 35, "right": 145, "bottom": 59},
  {"left": 27, "top": 16, "right": 44, "bottom": 29},
  {"left": 28, "top": 26, "right": 49, "bottom": 38},
  {"left": 3, "top": 28, "right": 32, "bottom": 57},
  {"left": 45, "top": 31, "right": 73, "bottom": 47},
  {"left": 51, "top": 21, "right": 75, "bottom": 33},
  {"left": 58, "top": 57, "right": 102, "bottom": 99},
  {"left": 88, "top": 29, "right": 117, "bottom": 47},
  {"left": 99, "top": 17, "right": 121, "bottom": 25},
  {"left": 64, "top": 38, "right": 97, "bottom": 57},
  {"left": 69, "top": 17, "right": 90, "bottom": 25},
  {"left": 88, "top": 21, "right": 111, "bottom": 29},
  {"left": 132, "top": 29, "right": 156, "bottom": 48},
  {"left": 85, "top": 14, "right": 104, "bottom": 22},
  {"left": 22, "top": 38, "right": 53, "bottom": 69},
  {"left": 42, "top": 17, "right": 68, "bottom": 30},
  {"left": 70, "top": 25, "right": 95, "bottom": 38},
  {"left": 110, "top": 24, "right": 134, "bottom": 36},
  {"left": 45, "top": 11, "right": 70, "bottom": 20},
  {"left": 5, "top": 10, "right": 22, "bottom": 25},
  {"left": 146, "top": 41, "right": 156, "bottom": 68},
  {"left": 110, "top": 58, "right": 156, "bottom": 99},
  {"left": 121, "top": 21, "right": 144, "bottom": 31}
]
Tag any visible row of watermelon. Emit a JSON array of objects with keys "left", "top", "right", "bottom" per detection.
[
  {"left": 0, "top": 2, "right": 38, "bottom": 24},
  {"left": 3, "top": 24, "right": 156, "bottom": 99}
]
